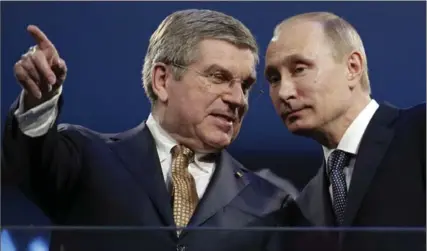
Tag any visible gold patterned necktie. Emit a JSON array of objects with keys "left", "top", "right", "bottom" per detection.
[{"left": 171, "top": 145, "right": 198, "bottom": 234}]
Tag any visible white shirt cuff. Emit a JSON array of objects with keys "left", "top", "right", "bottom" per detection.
[{"left": 14, "top": 86, "right": 63, "bottom": 137}]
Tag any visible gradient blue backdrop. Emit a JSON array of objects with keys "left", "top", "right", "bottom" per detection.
[{"left": 1, "top": 1, "right": 425, "bottom": 250}]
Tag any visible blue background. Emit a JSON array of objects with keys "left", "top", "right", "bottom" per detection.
[{"left": 1, "top": 1, "right": 425, "bottom": 250}]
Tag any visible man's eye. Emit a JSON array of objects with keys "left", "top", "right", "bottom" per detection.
[
  {"left": 293, "top": 64, "right": 308, "bottom": 75},
  {"left": 211, "top": 72, "right": 228, "bottom": 83},
  {"left": 241, "top": 81, "right": 252, "bottom": 93},
  {"left": 267, "top": 75, "right": 281, "bottom": 84},
  {"left": 295, "top": 67, "right": 305, "bottom": 73}
]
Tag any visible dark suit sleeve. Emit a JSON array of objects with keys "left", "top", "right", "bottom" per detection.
[
  {"left": 418, "top": 104, "right": 426, "bottom": 187},
  {"left": 408, "top": 103, "right": 426, "bottom": 187},
  {"left": 2, "top": 96, "right": 86, "bottom": 221},
  {"left": 257, "top": 196, "right": 309, "bottom": 251},
  {"left": 265, "top": 197, "right": 340, "bottom": 251}
]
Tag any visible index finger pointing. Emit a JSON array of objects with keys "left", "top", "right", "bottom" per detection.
[{"left": 27, "top": 25, "right": 54, "bottom": 50}]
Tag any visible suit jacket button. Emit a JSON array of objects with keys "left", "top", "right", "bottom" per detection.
[{"left": 176, "top": 244, "right": 186, "bottom": 251}]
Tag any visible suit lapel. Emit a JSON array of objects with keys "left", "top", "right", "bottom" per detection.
[
  {"left": 111, "top": 122, "right": 175, "bottom": 227},
  {"left": 298, "top": 161, "right": 335, "bottom": 226},
  {"left": 179, "top": 151, "right": 250, "bottom": 237},
  {"left": 343, "top": 104, "right": 399, "bottom": 226}
]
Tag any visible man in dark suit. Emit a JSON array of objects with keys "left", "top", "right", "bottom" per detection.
[
  {"left": 2, "top": 9, "right": 297, "bottom": 251},
  {"left": 264, "top": 12, "right": 426, "bottom": 251}
]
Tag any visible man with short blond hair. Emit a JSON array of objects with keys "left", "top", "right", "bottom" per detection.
[{"left": 3, "top": 9, "right": 298, "bottom": 251}]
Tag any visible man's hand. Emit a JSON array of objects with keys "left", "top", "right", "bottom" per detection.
[{"left": 14, "top": 25, "right": 67, "bottom": 110}]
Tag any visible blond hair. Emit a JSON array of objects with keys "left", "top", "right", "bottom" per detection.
[{"left": 142, "top": 9, "right": 259, "bottom": 104}]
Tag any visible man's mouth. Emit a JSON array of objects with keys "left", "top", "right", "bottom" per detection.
[
  {"left": 211, "top": 113, "right": 236, "bottom": 123},
  {"left": 282, "top": 107, "right": 306, "bottom": 119}
]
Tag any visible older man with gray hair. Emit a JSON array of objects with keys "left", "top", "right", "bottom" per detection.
[{"left": 3, "top": 9, "right": 302, "bottom": 251}]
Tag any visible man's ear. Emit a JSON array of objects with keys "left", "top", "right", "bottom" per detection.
[
  {"left": 151, "top": 62, "right": 170, "bottom": 102},
  {"left": 346, "top": 51, "right": 363, "bottom": 89}
]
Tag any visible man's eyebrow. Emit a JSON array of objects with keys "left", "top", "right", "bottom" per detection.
[
  {"left": 204, "top": 64, "right": 256, "bottom": 80},
  {"left": 203, "top": 64, "right": 229, "bottom": 73},
  {"left": 265, "top": 53, "right": 312, "bottom": 74}
]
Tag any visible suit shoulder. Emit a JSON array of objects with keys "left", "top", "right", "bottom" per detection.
[
  {"left": 229, "top": 158, "right": 291, "bottom": 200},
  {"left": 393, "top": 102, "right": 426, "bottom": 133},
  {"left": 402, "top": 102, "right": 425, "bottom": 123},
  {"left": 57, "top": 123, "right": 109, "bottom": 141},
  {"left": 57, "top": 122, "right": 142, "bottom": 144},
  {"left": 255, "top": 169, "right": 300, "bottom": 199},
  {"left": 247, "top": 171, "right": 287, "bottom": 194}
]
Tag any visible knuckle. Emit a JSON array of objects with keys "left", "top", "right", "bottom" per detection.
[
  {"left": 60, "top": 58, "right": 68, "bottom": 68},
  {"left": 14, "top": 60, "right": 22, "bottom": 70},
  {"left": 16, "top": 70, "right": 29, "bottom": 82},
  {"left": 20, "top": 58, "right": 32, "bottom": 69},
  {"left": 28, "top": 54, "right": 37, "bottom": 63},
  {"left": 29, "top": 51, "right": 41, "bottom": 61},
  {"left": 20, "top": 53, "right": 30, "bottom": 60}
]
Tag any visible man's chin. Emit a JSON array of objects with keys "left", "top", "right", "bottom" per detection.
[
  {"left": 205, "top": 134, "right": 233, "bottom": 150},
  {"left": 285, "top": 121, "right": 315, "bottom": 137}
]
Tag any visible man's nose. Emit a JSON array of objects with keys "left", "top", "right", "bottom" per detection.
[
  {"left": 223, "top": 82, "right": 247, "bottom": 108},
  {"left": 277, "top": 79, "right": 297, "bottom": 101}
]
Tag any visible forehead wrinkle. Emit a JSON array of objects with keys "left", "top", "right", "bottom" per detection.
[{"left": 267, "top": 21, "right": 332, "bottom": 67}]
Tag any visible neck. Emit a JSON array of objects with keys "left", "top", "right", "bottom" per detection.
[
  {"left": 151, "top": 104, "right": 218, "bottom": 153},
  {"left": 313, "top": 94, "right": 371, "bottom": 149}
]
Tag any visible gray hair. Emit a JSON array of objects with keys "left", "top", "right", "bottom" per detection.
[
  {"left": 142, "top": 9, "right": 259, "bottom": 104},
  {"left": 274, "top": 12, "right": 371, "bottom": 94}
]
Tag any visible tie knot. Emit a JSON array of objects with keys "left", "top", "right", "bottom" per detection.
[
  {"left": 327, "top": 149, "right": 351, "bottom": 172},
  {"left": 172, "top": 145, "right": 195, "bottom": 163}
]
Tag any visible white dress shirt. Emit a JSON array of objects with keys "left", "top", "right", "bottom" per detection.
[
  {"left": 322, "top": 99, "right": 379, "bottom": 201},
  {"left": 145, "top": 114, "right": 216, "bottom": 198},
  {"left": 13, "top": 87, "right": 216, "bottom": 198}
]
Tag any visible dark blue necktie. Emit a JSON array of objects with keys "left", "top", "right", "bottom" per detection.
[{"left": 327, "top": 149, "right": 351, "bottom": 225}]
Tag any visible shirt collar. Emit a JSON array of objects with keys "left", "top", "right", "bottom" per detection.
[
  {"left": 322, "top": 99, "right": 380, "bottom": 162},
  {"left": 145, "top": 113, "right": 212, "bottom": 172},
  {"left": 146, "top": 113, "right": 177, "bottom": 163}
]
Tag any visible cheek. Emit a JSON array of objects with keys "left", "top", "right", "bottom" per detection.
[
  {"left": 269, "top": 87, "right": 281, "bottom": 110},
  {"left": 293, "top": 66, "right": 320, "bottom": 92},
  {"left": 181, "top": 86, "right": 211, "bottom": 111},
  {"left": 298, "top": 70, "right": 331, "bottom": 103},
  {"left": 186, "top": 100, "right": 208, "bottom": 121},
  {"left": 309, "top": 86, "right": 345, "bottom": 122}
]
